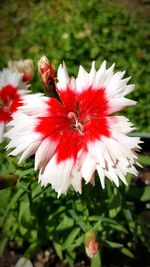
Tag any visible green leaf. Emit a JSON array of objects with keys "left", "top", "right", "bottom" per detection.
[
  {"left": 56, "top": 215, "right": 74, "bottom": 231},
  {"left": 109, "top": 224, "right": 128, "bottom": 234},
  {"left": 31, "top": 182, "right": 43, "bottom": 199},
  {"left": 89, "top": 216, "right": 103, "bottom": 222},
  {"left": 0, "top": 188, "right": 11, "bottom": 214},
  {"left": 73, "top": 234, "right": 84, "bottom": 247},
  {"left": 121, "top": 247, "right": 135, "bottom": 259},
  {"left": 105, "top": 240, "right": 123, "bottom": 248},
  {"left": 0, "top": 237, "right": 8, "bottom": 256},
  {"left": 126, "top": 173, "right": 132, "bottom": 190},
  {"left": 91, "top": 252, "right": 102, "bottom": 267},
  {"left": 24, "top": 241, "right": 40, "bottom": 258},
  {"left": 16, "top": 168, "right": 35, "bottom": 177},
  {"left": 101, "top": 216, "right": 128, "bottom": 234},
  {"left": 138, "top": 155, "right": 150, "bottom": 166},
  {"left": 63, "top": 228, "right": 80, "bottom": 249},
  {"left": 19, "top": 201, "right": 31, "bottom": 228},
  {"left": 140, "top": 186, "right": 150, "bottom": 202},
  {"left": 128, "top": 221, "right": 136, "bottom": 233},
  {"left": 65, "top": 250, "right": 76, "bottom": 264},
  {"left": 108, "top": 189, "right": 122, "bottom": 209},
  {"left": 69, "top": 210, "right": 89, "bottom": 231},
  {"left": 53, "top": 242, "right": 63, "bottom": 259},
  {"left": 0, "top": 188, "right": 24, "bottom": 226},
  {"left": 98, "top": 216, "right": 117, "bottom": 225},
  {"left": 109, "top": 207, "right": 121, "bottom": 218},
  {"left": 93, "top": 221, "right": 103, "bottom": 232},
  {"left": 123, "top": 209, "right": 133, "bottom": 222}
]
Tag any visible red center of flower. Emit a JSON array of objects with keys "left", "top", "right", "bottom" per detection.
[
  {"left": 68, "top": 111, "right": 84, "bottom": 135},
  {"left": 0, "top": 85, "right": 22, "bottom": 123},
  {"left": 35, "top": 86, "right": 110, "bottom": 163}
]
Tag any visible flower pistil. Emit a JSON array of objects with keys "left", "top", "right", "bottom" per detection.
[{"left": 68, "top": 111, "right": 84, "bottom": 135}]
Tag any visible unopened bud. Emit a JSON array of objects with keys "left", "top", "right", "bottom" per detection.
[
  {"left": 85, "top": 229, "right": 99, "bottom": 258},
  {"left": 37, "top": 56, "right": 56, "bottom": 89},
  {"left": 8, "top": 59, "right": 34, "bottom": 83}
]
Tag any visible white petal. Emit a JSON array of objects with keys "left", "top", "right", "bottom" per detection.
[
  {"left": 90, "top": 174, "right": 95, "bottom": 186},
  {"left": 99, "top": 63, "right": 115, "bottom": 88},
  {"left": 107, "top": 98, "right": 136, "bottom": 114},
  {"left": 105, "top": 166, "right": 119, "bottom": 187},
  {"left": 123, "top": 84, "right": 135, "bottom": 96},
  {"left": 115, "top": 164, "right": 128, "bottom": 185},
  {"left": 57, "top": 62, "right": 70, "bottom": 91},
  {"left": 19, "top": 140, "right": 41, "bottom": 163},
  {"left": 101, "top": 136, "right": 131, "bottom": 167},
  {"left": 93, "top": 60, "right": 107, "bottom": 89},
  {"left": 0, "top": 122, "right": 5, "bottom": 143},
  {"left": 96, "top": 164, "right": 105, "bottom": 188},
  {"left": 89, "top": 61, "right": 96, "bottom": 86},
  {"left": 107, "top": 116, "right": 135, "bottom": 134},
  {"left": 39, "top": 156, "right": 74, "bottom": 196},
  {"left": 76, "top": 65, "right": 89, "bottom": 92},
  {"left": 69, "top": 76, "right": 76, "bottom": 91},
  {"left": 87, "top": 140, "right": 106, "bottom": 168},
  {"left": 8, "top": 132, "right": 41, "bottom": 156},
  {"left": 0, "top": 68, "right": 26, "bottom": 91},
  {"left": 20, "top": 93, "right": 49, "bottom": 116},
  {"left": 5, "top": 112, "right": 41, "bottom": 160},
  {"left": 71, "top": 170, "right": 82, "bottom": 193},
  {"left": 81, "top": 153, "right": 96, "bottom": 183},
  {"left": 35, "top": 137, "right": 60, "bottom": 170},
  {"left": 98, "top": 141, "right": 114, "bottom": 167}
]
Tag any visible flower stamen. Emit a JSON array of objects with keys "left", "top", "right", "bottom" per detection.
[{"left": 68, "top": 112, "right": 84, "bottom": 135}]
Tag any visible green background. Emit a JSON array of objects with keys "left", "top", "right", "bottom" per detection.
[{"left": 0, "top": 0, "right": 150, "bottom": 132}]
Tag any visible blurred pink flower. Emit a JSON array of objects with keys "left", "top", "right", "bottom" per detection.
[{"left": 8, "top": 59, "right": 34, "bottom": 83}]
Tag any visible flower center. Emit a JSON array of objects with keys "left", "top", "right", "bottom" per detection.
[
  {"left": 0, "top": 85, "right": 21, "bottom": 123},
  {"left": 68, "top": 112, "right": 84, "bottom": 135},
  {"left": 0, "top": 99, "right": 4, "bottom": 106},
  {"left": 0, "top": 98, "right": 13, "bottom": 110}
]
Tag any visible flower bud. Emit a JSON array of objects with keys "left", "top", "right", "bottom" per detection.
[
  {"left": 85, "top": 229, "right": 99, "bottom": 258},
  {"left": 37, "top": 56, "right": 56, "bottom": 89},
  {"left": 8, "top": 59, "right": 34, "bottom": 83}
]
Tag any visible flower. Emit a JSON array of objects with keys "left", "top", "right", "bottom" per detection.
[
  {"left": 0, "top": 68, "right": 28, "bottom": 143},
  {"left": 5, "top": 61, "right": 141, "bottom": 196},
  {"left": 85, "top": 229, "right": 99, "bottom": 258},
  {"left": 8, "top": 59, "right": 34, "bottom": 83},
  {"left": 37, "top": 56, "right": 56, "bottom": 89}
]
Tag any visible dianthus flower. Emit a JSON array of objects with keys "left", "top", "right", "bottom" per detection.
[
  {"left": 0, "top": 69, "right": 28, "bottom": 143},
  {"left": 5, "top": 61, "right": 141, "bottom": 196}
]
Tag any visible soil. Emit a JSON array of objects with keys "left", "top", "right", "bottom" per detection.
[
  {"left": 0, "top": 235, "right": 150, "bottom": 267},
  {"left": 0, "top": 242, "right": 91, "bottom": 267}
]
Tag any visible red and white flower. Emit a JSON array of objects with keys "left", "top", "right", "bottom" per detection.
[
  {"left": 0, "top": 68, "right": 28, "bottom": 143},
  {"left": 5, "top": 61, "right": 141, "bottom": 196}
]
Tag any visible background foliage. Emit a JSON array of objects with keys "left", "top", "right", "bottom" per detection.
[
  {"left": 0, "top": 0, "right": 150, "bottom": 266},
  {"left": 0, "top": 0, "right": 150, "bottom": 132}
]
